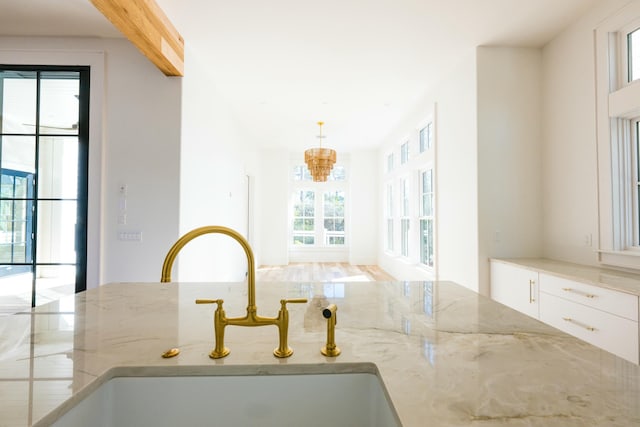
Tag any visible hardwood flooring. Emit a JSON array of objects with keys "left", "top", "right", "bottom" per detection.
[{"left": 256, "top": 262, "right": 396, "bottom": 282}]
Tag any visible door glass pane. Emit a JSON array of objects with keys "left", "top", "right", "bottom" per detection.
[
  {"left": 36, "top": 200, "right": 76, "bottom": 263},
  {"left": 0, "top": 171, "right": 33, "bottom": 266},
  {"left": 1, "top": 135, "right": 36, "bottom": 172},
  {"left": 38, "top": 136, "right": 79, "bottom": 199},
  {"left": 0, "top": 71, "right": 37, "bottom": 134},
  {"left": 0, "top": 199, "right": 28, "bottom": 263},
  {"left": 39, "top": 72, "right": 80, "bottom": 135}
]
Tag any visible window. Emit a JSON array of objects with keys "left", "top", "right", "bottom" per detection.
[
  {"left": 292, "top": 190, "right": 315, "bottom": 245},
  {"left": 419, "top": 123, "right": 433, "bottom": 153},
  {"left": 634, "top": 119, "right": 640, "bottom": 244},
  {"left": 382, "top": 107, "right": 436, "bottom": 273},
  {"left": 400, "top": 141, "right": 409, "bottom": 164},
  {"left": 293, "top": 165, "right": 345, "bottom": 181},
  {"left": 595, "top": 4, "right": 640, "bottom": 269},
  {"left": 400, "top": 178, "right": 410, "bottom": 257},
  {"left": 387, "top": 152, "right": 394, "bottom": 172},
  {"left": 323, "top": 190, "right": 345, "bottom": 245},
  {"left": 386, "top": 183, "right": 394, "bottom": 252},
  {"left": 293, "top": 165, "right": 312, "bottom": 181},
  {"left": 291, "top": 188, "right": 346, "bottom": 246},
  {"left": 290, "top": 162, "right": 347, "bottom": 248},
  {"left": 419, "top": 169, "right": 434, "bottom": 267},
  {"left": 628, "top": 27, "right": 640, "bottom": 82},
  {"left": 328, "top": 166, "right": 346, "bottom": 181}
]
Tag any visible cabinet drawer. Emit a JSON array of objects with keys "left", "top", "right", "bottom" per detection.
[
  {"left": 539, "top": 273, "right": 638, "bottom": 321},
  {"left": 539, "top": 292, "right": 639, "bottom": 364}
]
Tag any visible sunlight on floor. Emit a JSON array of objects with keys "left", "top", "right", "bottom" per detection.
[{"left": 0, "top": 269, "right": 75, "bottom": 315}]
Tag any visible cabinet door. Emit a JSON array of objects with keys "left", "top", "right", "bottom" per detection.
[{"left": 490, "top": 261, "right": 539, "bottom": 319}]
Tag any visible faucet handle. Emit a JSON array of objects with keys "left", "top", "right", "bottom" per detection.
[
  {"left": 281, "top": 298, "right": 308, "bottom": 307},
  {"left": 273, "top": 298, "right": 308, "bottom": 359},
  {"left": 195, "top": 299, "right": 224, "bottom": 306}
]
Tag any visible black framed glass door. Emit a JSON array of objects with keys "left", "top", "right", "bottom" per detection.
[{"left": 0, "top": 66, "right": 89, "bottom": 313}]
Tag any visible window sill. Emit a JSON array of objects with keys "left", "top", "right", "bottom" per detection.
[
  {"left": 598, "top": 249, "right": 640, "bottom": 271},
  {"left": 289, "top": 246, "right": 349, "bottom": 251}
]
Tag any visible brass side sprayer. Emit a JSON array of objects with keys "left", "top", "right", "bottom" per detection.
[{"left": 321, "top": 304, "right": 341, "bottom": 357}]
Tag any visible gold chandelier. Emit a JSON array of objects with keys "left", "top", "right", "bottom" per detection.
[{"left": 304, "top": 121, "right": 336, "bottom": 182}]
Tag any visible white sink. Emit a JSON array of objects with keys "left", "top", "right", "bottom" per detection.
[{"left": 52, "top": 370, "right": 402, "bottom": 427}]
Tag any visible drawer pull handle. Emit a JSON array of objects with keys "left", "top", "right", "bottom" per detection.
[
  {"left": 529, "top": 279, "right": 535, "bottom": 303},
  {"left": 562, "top": 317, "right": 596, "bottom": 332},
  {"left": 561, "top": 288, "right": 596, "bottom": 298}
]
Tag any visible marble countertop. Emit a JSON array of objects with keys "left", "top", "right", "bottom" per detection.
[
  {"left": 491, "top": 258, "right": 640, "bottom": 296},
  {"left": 1, "top": 280, "right": 639, "bottom": 426}
]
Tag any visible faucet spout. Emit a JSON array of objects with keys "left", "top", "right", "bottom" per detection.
[{"left": 161, "top": 226, "right": 257, "bottom": 308}]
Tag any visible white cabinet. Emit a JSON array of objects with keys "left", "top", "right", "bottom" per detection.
[
  {"left": 490, "top": 259, "right": 640, "bottom": 365},
  {"left": 539, "top": 273, "right": 639, "bottom": 364},
  {"left": 490, "top": 261, "right": 539, "bottom": 319}
]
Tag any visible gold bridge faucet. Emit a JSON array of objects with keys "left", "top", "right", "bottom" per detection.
[{"left": 161, "top": 225, "right": 307, "bottom": 358}]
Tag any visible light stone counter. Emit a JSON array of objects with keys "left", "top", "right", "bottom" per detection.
[
  {"left": 1, "top": 280, "right": 639, "bottom": 426},
  {"left": 492, "top": 258, "right": 640, "bottom": 296}
]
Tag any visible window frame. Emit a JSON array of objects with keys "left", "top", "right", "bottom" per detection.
[
  {"left": 323, "top": 189, "right": 346, "bottom": 246},
  {"left": 419, "top": 122, "right": 433, "bottom": 153},
  {"left": 387, "top": 152, "right": 395, "bottom": 173},
  {"left": 595, "top": 2, "right": 640, "bottom": 269},
  {"left": 385, "top": 182, "right": 394, "bottom": 252},
  {"left": 289, "top": 158, "right": 348, "bottom": 250},
  {"left": 400, "top": 177, "right": 410, "bottom": 257},
  {"left": 291, "top": 189, "right": 316, "bottom": 246},
  {"left": 400, "top": 141, "right": 410, "bottom": 164},
  {"left": 619, "top": 20, "right": 640, "bottom": 86},
  {"left": 419, "top": 168, "right": 434, "bottom": 268},
  {"left": 633, "top": 119, "right": 640, "bottom": 246}
]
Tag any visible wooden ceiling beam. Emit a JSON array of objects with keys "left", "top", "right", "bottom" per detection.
[{"left": 90, "top": 0, "right": 184, "bottom": 76}]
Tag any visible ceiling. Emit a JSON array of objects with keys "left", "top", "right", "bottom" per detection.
[{"left": 0, "top": 0, "right": 603, "bottom": 152}]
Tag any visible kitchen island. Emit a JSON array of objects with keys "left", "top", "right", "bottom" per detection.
[{"left": 1, "top": 279, "right": 639, "bottom": 426}]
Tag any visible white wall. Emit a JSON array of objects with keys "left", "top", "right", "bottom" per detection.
[
  {"left": 175, "top": 45, "right": 256, "bottom": 282},
  {"left": 348, "top": 150, "right": 378, "bottom": 265},
  {"left": 477, "top": 46, "right": 543, "bottom": 296},
  {"left": 256, "top": 149, "right": 290, "bottom": 266},
  {"left": 101, "top": 39, "right": 182, "bottom": 284},
  {"left": 541, "top": 0, "right": 631, "bottom": 266},
  {"left": 0, "top": 37, "right": 182, "bottom": 286},
  {"left": 379, "top": 50, "right": 479, "bottom": 288},
  {"left": 432, "top": 52, "right": 479, "bottom": 291}
]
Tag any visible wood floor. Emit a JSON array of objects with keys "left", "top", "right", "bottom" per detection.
[{"left": 256, "top": 263, "right": 396, "bottom": 282}]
